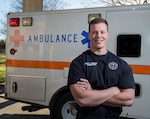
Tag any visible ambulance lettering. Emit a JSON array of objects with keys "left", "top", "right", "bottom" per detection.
[
  {"left": 28, "top": 34, "right": 78, "bottom": 43},
  {"left": 9, "top": 30, "right": 90, "bottom": 51}
]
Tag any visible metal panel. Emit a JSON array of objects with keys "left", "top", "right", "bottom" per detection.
[{"left": 9, "top": 75, "right": 46, "bottom": 101}]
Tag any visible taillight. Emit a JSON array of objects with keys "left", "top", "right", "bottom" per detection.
[{"left": 9, "top": 18, "right": 19, "bottom": 27}]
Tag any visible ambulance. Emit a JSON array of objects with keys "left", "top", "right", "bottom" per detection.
[{"left": 5, "top": 4, "right": 150, "bottom": 119}]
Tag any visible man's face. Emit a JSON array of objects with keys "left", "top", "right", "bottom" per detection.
[{"left": 88, "top": 22, "right": 109, "bottom": 50}]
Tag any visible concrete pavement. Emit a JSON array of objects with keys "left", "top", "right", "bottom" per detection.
[{"left": 0, "top": 90, "right": 51, "bottom": 119}]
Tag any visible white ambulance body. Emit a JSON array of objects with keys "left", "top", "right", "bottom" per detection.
[{"left": 6, "top": 4, "right": 150, "bottom": 119}]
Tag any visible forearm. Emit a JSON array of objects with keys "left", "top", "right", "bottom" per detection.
[
  {"left": 79, "top": 88, "right": 116, "bottom": 107},
  {"left": 103, "top": 89, "right": 135, "bottom": 107},
  {"left": 70, "top": 84, "right": 120, "bottom": 107}
]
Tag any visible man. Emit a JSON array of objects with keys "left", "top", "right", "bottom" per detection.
[{"left": 68, "top": 18, "right": 135, "bottom": 119}]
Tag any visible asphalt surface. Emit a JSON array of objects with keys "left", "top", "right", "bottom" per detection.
[{"left": 0, "top": 85, "right": 51, "bottom": 119}]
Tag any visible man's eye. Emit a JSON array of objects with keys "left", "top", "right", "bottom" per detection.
[
  {"left": 101, "top": 31, "right": 105, "bottom": 34},
  {"left": 93, "top": 32, "right": 97, "bottom": 34}
]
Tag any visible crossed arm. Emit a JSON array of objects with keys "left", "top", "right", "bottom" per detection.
[{"left": 70, "top": 78, "right": 135, "bottom": 107}]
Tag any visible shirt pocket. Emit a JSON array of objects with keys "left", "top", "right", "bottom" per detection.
[{"left": 105, "top": 68, "right": 120, "bottom": 88}]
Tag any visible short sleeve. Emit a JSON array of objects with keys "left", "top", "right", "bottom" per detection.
[
  {"left": 67, "top": 58, "right": 86, "bottom": 86},
  {"left": 118, "top": 61, "right": 135, "bottom": 89}
]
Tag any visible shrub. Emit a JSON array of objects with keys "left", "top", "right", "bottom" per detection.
[{"left": 0, "top": 53, "right": 6, "bottom": 83}]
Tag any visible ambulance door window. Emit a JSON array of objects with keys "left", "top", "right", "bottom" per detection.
[{"left": 117, "top": 34, "right": 141, "bottom": 57}]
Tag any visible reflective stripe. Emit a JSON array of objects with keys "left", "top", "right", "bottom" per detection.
[
  {"left": 6, "top": 60, "right": 70, "bottom": 69},
  {"left": 6, "top": 60, "right": 150, "bottom": 74}
]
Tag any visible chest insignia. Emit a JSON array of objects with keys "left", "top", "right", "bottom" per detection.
[{"left": 108, "top": 62, "right": 118, "bottom": 70}]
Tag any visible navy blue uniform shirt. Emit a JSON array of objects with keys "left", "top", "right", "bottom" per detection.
[{"left": 68, "top": 50, "right": 135, "bottom": 119}]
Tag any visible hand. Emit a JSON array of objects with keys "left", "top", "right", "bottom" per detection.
[
  {"left": 111, "top": 87, "right": 121, "bottom": 95},
  {"left": 76, "top": 78, "right": 92, "bottom": 90}
]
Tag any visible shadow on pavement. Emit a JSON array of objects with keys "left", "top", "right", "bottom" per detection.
[
  {"left": 22, "top": 105, "right": 47, "bottom": 112},
  {"left": 0, "top": 114, "right": 51, "bottom": 119},
  {"left": 0, "top": 100, "right": 16, "bottom": 109}
]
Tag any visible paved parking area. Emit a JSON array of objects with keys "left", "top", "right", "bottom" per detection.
[{"left": 0, "top": 88, "right": 51, "bottom": 119}]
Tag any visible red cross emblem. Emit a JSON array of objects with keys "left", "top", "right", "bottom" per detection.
[{"left": 10, "top": 30, "right": 24, "bottom": 47}]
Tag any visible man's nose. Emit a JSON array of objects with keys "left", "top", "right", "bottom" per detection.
[{"left": 97, "top": 32, "right": 102, "bottom": 37}]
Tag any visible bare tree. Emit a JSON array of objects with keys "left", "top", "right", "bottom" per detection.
[
  {"left": 0, "top": 39, "right": 5, "bottom": 50},
  {"left": 0, "top": 0, "right": 68, "bottom": 39},
  {"left": 43, "top": 0, "right": 68, "bottom": 10},
  {"left": 10, "top": 0, "right": 68, "bottom": 11},
  {"left": 81, "top": 0, "right": 94, "bottom": 7},
  {"left": 10, "top": 0, "right": 23, "bottom": 12},
  {"left": 100, "top": 0, "right": 150, "bottom": 6},
  {"left": 0, "top": 0, "right": 23, "bottom": 39},
  {"left": 0, "top": 18, "right": 6, "bottom": 39},
  {"left": 81, "top": 0, "right": 150, "bottom": 7}
]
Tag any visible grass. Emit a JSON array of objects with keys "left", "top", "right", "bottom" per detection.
[{"left": 0, "top": 53, "right": 6, "bottom": 83}]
